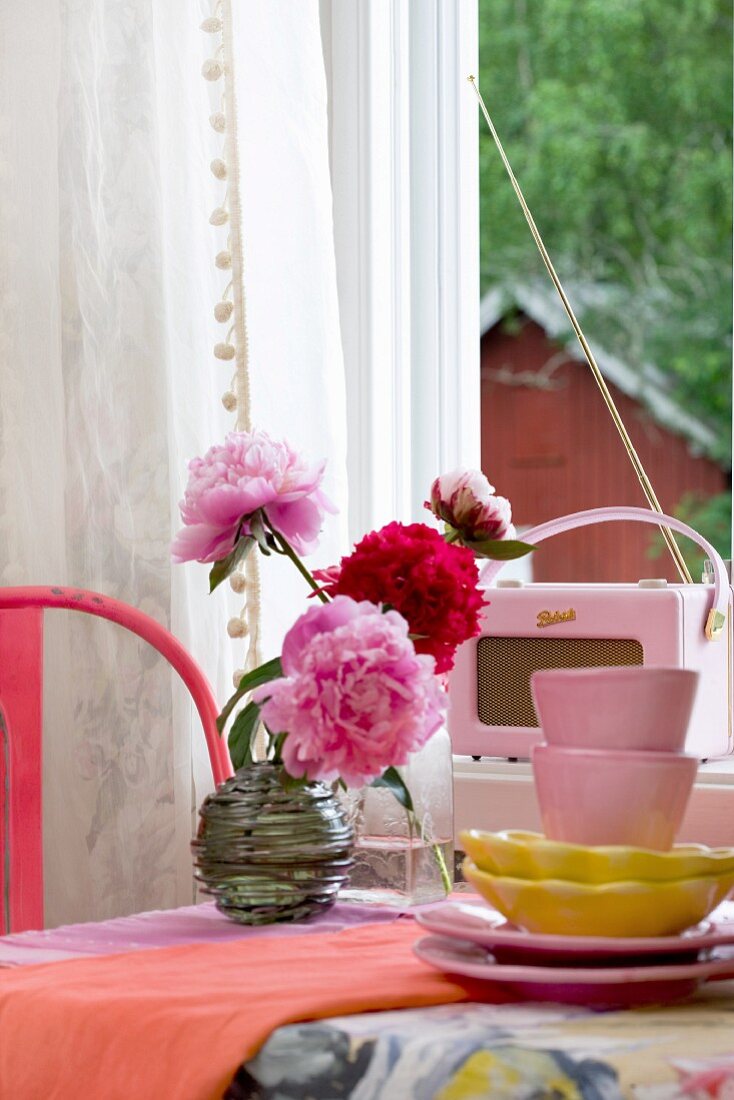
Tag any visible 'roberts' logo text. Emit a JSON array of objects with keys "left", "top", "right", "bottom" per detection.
[{"left": 537, "top": 608, "right": 577, "bottom": 628}]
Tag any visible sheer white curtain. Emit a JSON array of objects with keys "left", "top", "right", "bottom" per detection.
[
  {"left": 0, "top": 0, "right": 346, "bottom": 925},
  {"left": 230, "top": 1, "right": 349, "bottom": 658}
]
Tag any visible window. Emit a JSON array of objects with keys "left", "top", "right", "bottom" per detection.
[
  {"left": 478, "top": 0, "right": 732, "bottom": 586},
  {"left": 321, "top": 1, "right": 734, "bottom": 845},
  {"left": 472, "top": 0, "right": 734, "bottom": 841}
]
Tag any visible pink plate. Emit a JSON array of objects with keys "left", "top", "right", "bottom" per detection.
[
  {"left": 413, "top": 934, "right": 734, "bottom": 1007},
  {"left": 416, "top": 901, "right": 734, "bottom": 964}
]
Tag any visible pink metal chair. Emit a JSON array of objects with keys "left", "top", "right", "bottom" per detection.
[{"left": 0, "top": 586, "right": 233, "bottom": 935}]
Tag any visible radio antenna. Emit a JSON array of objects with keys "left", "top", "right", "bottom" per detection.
[{"left": 468, "top": 75, "right": 692, "bottom": 584}]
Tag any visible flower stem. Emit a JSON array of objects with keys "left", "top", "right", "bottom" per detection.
[
  {"left": 432, "top": 840, "right": 452, "bottom": 895},
  {"left": 264, "top": 518, "right": 330, "bottom": 604},
  {"left": 409, "top": 809, "right": 452, "bottom": 896}
]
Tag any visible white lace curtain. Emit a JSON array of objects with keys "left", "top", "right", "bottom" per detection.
[{"left": 0, "top": 0, "right": 346, "bottom": 925}]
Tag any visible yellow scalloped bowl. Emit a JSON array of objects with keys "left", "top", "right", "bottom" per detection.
[
  {"left": 460, "top": 829, "right": 734, "bottom": 884},
  {"left": 462, "top": 858, "right": 734, "bottom": 938}
]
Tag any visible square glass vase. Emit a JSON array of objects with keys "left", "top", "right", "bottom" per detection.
[{"left": 339, "top": 728, "right": 454, "bottom": 907}]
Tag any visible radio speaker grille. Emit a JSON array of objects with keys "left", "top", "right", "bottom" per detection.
[{"left": 477, "top": 636, "right": 644, "bottom": 727}]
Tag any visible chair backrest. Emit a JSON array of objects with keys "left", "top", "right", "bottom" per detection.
[{"left": 0, "top": 586, "right": 233, "bottom": 934}]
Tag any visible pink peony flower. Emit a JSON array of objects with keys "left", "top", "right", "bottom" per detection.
[
  {"left": 427, "top": 467, "right": 516, "bottom": 542},
  {"left": 171, "top": 430, "right": 335, "bottom": 563},
  {"left": 280, "top": 596, "right": 360, "bottom": 676},
  {"left": 255, "top": 596, "right": 447, "bottom": 787}
]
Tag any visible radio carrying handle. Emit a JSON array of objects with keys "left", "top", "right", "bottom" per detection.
[{"left": 479, "top": 506, "right": 729, "bottom": 642}]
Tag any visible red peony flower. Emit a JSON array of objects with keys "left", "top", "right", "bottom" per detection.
[{"left": 314, "top": 521, "right": 487, "bottom": 674}]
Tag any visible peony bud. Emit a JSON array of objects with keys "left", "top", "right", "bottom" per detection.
[{"left": 427, "top": 467, "right": 515, "bottom": 542}]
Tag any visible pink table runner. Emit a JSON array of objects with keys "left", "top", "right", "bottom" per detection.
[
  {"left": 4, "top": 898, "right": 733, "bottom": 968},
  {"left": 0, "top": 899, "right": 406, "bottom": 967}
]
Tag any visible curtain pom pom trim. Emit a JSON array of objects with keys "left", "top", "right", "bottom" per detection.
[
  {"left": 214, "top": 342, "right": 235, "bottom": 361},
  {"left": 214, "top": 300, "right": 234, "bottom": 322},
  {"left": 202, "top": 0, "right": 261, "bottom": 691},
  {"left": 201, "top": 59, "right": 223, "bottom": 82}
]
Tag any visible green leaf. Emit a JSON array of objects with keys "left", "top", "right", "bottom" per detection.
[
  {"left": 208, "top": 536, "right": 254, "bottom": 593},
  {"left": 227, "top": 700, "right": 262, "bottom": 770},
  {"left": 269, "top": 730, "right": 286, "bottom": 764},
  {"left": 278, "top": 769, "right": 309, "bottom": 793},
  {"left": 249, "top": 511, "right": 274, "bottom": 556},
  {"left": 217, "top": 656, "right": 283, "bottom": 732},
  {"left": 464, "top": 537, "right": 535, "bottom": 561},
  {"left": 370, "top": 766, "right": 415, "bottom": 814}
]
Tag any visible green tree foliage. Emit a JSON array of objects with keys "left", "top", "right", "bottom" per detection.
[
  {"left": 479, "top": 0, "right": 732, "bottom": 463},
  {"left": 648, "top": 491, "right": 732, "bottom": 575}
]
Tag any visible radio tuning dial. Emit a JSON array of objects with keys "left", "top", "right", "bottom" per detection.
[
  {"left": 496, "top": 579, "right": 524, "bottom": 589},
  {"left": 637, "top": 578, "right": 668, "bottom": 588}
]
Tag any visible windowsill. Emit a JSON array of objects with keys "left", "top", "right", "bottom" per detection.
[
  {"left": 452, "top": 755, "right": 734, "bottom": 847},
  {"left": 453, "top": 755, "right": 734, "bottom": 785}
]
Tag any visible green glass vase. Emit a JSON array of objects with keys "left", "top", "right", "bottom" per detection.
[{"left": 192, "top": 762, "right": 354, "bottom": 924}]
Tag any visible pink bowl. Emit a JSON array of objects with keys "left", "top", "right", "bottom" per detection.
[
  {"left": 532, "top": 743, "right": 698, "bottom": 850},
  {"left": 531, "top": 667, "right": 699, "bottom": 753}
]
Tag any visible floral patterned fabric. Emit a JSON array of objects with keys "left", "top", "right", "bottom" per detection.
[{"left": 228, "top": 996, "right": 734, "bottom": 1100}]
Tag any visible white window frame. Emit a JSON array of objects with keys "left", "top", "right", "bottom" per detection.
[
  {"left": 321, "top": 0, "right": 734, "bottom": 848},
  {"left": 321, "top": 0, "right": 479, "bottom": 540}
]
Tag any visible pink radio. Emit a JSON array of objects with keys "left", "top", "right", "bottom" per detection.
[{"left": 448, "top": 506, "right": 732, "bottom": 762}]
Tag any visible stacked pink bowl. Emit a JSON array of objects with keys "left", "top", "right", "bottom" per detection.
[
  {"left": 458, "top": 667, "right": 734, "bottom": 941},
  {"left": 416, "top": 665, "right": 734, "bottom": 1005},
  {"left": 416, "top": 665, "right": 734, "bottom": 1004},
  {"left": 530, "top": 667, "right": 699, "bottom": 850}
]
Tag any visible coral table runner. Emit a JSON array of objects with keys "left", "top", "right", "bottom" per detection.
[{"left": 0, "top": 918, "right": 497, "bottom": 1100}]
